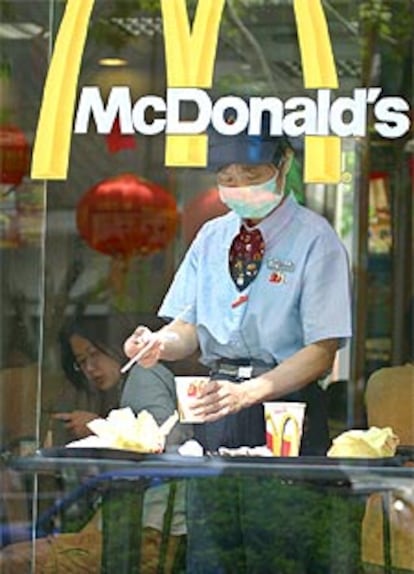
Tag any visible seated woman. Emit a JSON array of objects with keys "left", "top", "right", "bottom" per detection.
[
  {"left": 0, "top": 313, "right": 191, "bottom": 574},
  {"left": 53, "top": 314, "right": 189, "bottom": 446}
]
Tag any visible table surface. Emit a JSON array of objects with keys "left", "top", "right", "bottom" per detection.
[{"left": 7, "top": 447, "right": 414, "bottom": 494}]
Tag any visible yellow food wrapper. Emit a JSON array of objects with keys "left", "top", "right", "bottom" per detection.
[
  {"left": 327, "top": 426, "right": 400, "bottom": 458},
  {"left": 66, "top": 407, "right": 178, "bottom": 453}
]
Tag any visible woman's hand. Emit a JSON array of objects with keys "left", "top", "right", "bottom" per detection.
[
  {"left": 123, "top": 320, "right": 199, "bottom": 369},
  {"left": 189, "top": 379, "right": 248, "bottom": 422},
  {"left": 123, "top": 326, "right": 164, "bottom": 368},
  {"left": 53, "top": 410, "right": 98, "bottom": 438}
]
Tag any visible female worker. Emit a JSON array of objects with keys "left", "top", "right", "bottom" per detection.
[{"left": 123, "top": 128, "right": 357, "bottom": 573}]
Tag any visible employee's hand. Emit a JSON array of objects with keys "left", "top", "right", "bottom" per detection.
[
  {"left": 53, "top": 411, "right": 98, "bottom": 438},
  {"left": 123, "top": 326, "right": 163, "bottom": 368},
  {"left": 190, "top": 379, "right": 247, "bottom": 422}
]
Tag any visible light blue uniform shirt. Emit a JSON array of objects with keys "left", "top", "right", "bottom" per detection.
[{"left": 159, "top": 194, "right": 352, "bottom": 369}]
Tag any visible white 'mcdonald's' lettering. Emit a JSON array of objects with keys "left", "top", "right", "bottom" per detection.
[{"left": 74, "top": 87, "right": 411, "bottom": 141}]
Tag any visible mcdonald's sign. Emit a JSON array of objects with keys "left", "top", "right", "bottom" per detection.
[{"left": 31, "top": 0, "right": 411, "bottom": 184}]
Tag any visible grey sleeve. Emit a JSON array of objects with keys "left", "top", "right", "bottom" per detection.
[{"left": 120, "top": 363, "right": 193, "bottom": 447}]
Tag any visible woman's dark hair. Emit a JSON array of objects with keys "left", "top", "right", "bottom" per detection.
[{"left": 59, "top": 314, "right": 135, "bottom": 390}]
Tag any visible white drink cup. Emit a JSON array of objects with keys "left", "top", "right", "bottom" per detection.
[{"left": 175, "top": 376, "right": 210, "bottom": 423}]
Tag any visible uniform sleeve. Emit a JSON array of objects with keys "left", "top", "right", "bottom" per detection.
[
  {"left": 158, "top": 233, "right": 202, "bottom": 324},
  {"left": 299, "top": 232, "right": 352, "bottom": 348}
]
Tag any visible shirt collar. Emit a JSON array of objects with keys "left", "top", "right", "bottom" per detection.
[{"left": 243, "top": 193, "right": 299, "bottom": 243}]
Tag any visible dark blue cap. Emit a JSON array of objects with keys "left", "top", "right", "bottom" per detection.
[
  {"left": 206, "top": 103, "right": 291, "bottom": 171},
  {"left": 207, "top": 130, "right": 286, "bottom": 171}
]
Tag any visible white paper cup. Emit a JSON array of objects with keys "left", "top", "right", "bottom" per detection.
[
  {"left": 264, "top": 402, "right": 306, "bottom": 456},
  {"left": 175, "top": 376, "right": 210, "bottom": 423}
]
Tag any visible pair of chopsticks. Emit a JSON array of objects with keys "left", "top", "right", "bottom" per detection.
[
  {"left": 120, "top": 342, "right": 152, "bottom": 374},
  {"left": 120, "top": 304, "right": 194, "bottom": 374}
]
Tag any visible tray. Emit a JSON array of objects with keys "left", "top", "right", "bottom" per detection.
[
  {"left": 212, "top": 454, "right": 402, "bottom": 467},
  {"left": 396, "top": 445, "right": 414, "bottom": 462},
  {"left": 37, "top": 447, "right": 187, "bottom": 463},
  {"left": 37, "top": 448, "right": 402, "bottom": 467}
]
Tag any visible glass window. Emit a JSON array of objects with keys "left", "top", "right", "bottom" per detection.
[{"left": 0, "top": 1, "right": 412, "bottom": 573}]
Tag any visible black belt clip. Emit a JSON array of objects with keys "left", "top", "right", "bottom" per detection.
[
  {"left": 215, "top": 362, "right": 254, "bottom": 381},
  {"left": 211, "top": 357, "right": 276, "bottom": 381}
]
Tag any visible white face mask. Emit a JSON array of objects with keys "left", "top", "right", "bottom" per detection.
[{"left": 218, "top": 175, "right": 284, "bottom": 219}]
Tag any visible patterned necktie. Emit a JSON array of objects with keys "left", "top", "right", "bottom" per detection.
[{"left": 229, "top": 225, "right": 265, "bottom": 291}]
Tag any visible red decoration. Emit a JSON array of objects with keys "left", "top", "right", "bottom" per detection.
[
  {"left": 0, "top": 125, "right": 30, "bottom": 185},
  {"left": 105, "top": 117, "right": 137, "bottom": 154},
  {"left": 231, "top": 294, "right": 249, "bottom": 308},
  {"left": 269, "top": 272, "right": 284, "bottom": 284},
  {"left": 181, "top": 187, "right": 229, "bottom": 245},
  {"left": 76, "top": 173, "right": 178, "bottom": 257},
  {"left": 408, "top": 156, "right": 414, "bottom": 195}
]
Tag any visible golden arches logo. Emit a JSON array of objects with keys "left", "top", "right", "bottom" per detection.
[{"left": 31, "top": 0, "right": 340, "bottom": 183}]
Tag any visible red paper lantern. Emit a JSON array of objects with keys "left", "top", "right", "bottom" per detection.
[
  {"left": 76, "top": 173, "right": 178, "bottom": 257},
  {"left": 181, "top": 187, "right": 229, "bottom": 245},
  {"left": 0, "top": 125, "right": 30, "bottom": 185}
]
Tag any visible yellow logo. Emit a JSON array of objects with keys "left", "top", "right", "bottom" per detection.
[{"left": 31, "top": 0, "right": 340, "bottom": 182}]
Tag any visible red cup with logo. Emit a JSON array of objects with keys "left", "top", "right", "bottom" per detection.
[{"left": 264, "top": 402, "right": 306, "bottom": 456}]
